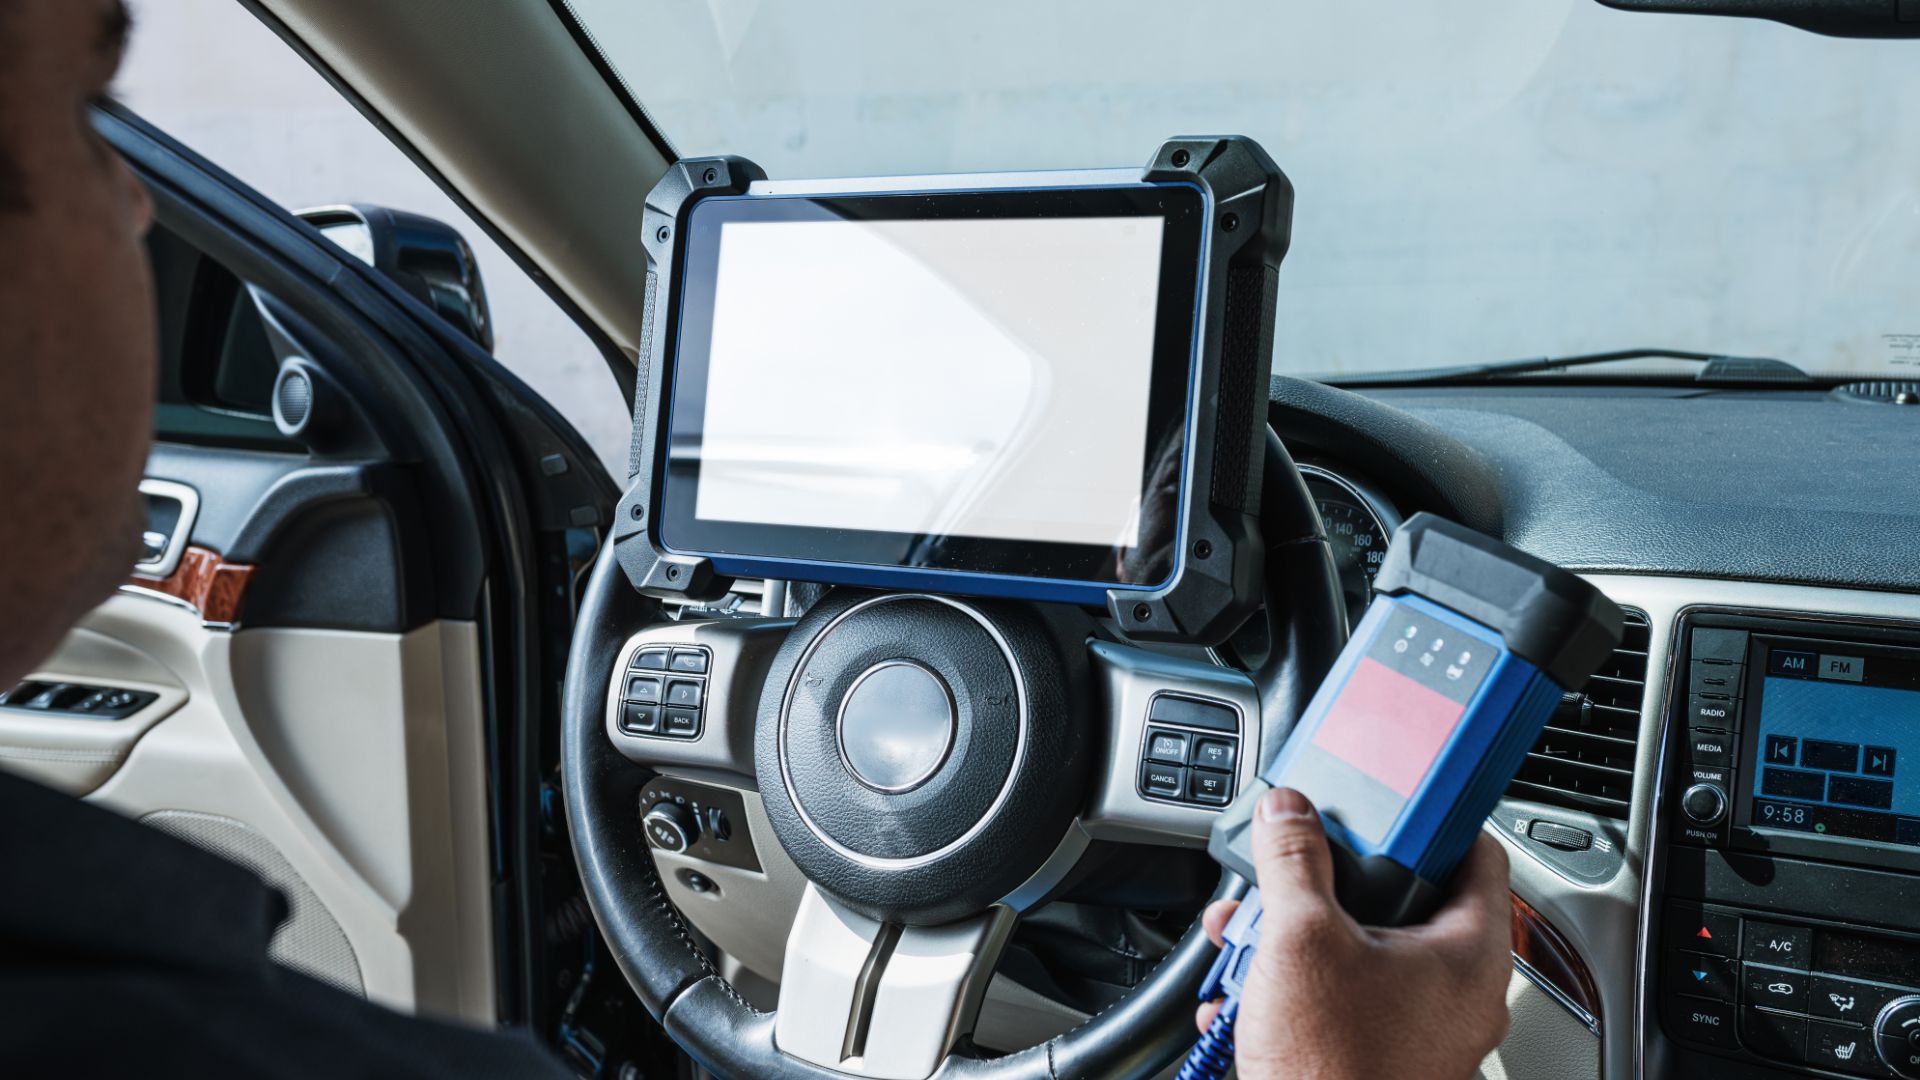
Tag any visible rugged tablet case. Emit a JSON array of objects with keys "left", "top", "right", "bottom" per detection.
[
  {"left": 612, "top": 139, "right": 1292, "bottom": 646},
  {"left": 613, "top": 154, "right": 765, "bottom": 602},
  {"left": 1114, "top": 136, "right": 1292, "bottom": 644}
]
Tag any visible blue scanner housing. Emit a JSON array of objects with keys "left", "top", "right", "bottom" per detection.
[{"left": 1206, "top": 511, "right": 1625, "bottom": 928}]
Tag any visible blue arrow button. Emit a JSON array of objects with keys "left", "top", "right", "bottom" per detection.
[{"left": 1693, "top": 970, "right": 1708, "bottom": 982}]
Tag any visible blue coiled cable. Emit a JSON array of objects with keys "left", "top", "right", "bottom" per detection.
[{"left": 1178, "top": 887, "right": 1264, "bottom": 1080}]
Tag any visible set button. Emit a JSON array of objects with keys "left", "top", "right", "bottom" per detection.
[{"left": 622, "top": 644, "right": 711, "bottom": 739}]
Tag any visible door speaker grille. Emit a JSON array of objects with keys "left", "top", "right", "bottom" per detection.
[{"left": 141, "top": 810, "right": 364, "bottom": 997}]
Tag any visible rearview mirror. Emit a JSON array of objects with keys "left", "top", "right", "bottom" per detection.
[
  {"left": 1597, "top": 0, "right": 1920, "bottom": 38},
  {"left": 298, "top": 204, "right": 495, "bottom": 353}
]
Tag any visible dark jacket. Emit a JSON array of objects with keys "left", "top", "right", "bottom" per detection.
[{"left": 0, "top": 769, "right": 570, "bottom": 1078}]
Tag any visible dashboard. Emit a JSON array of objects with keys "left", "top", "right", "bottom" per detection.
[
  {"left": 620, "top": 373, "right": 1920, "bottom": 1080},
  {"left": 1267, "top": 377, "right": 1920, "bottom": 1080}
]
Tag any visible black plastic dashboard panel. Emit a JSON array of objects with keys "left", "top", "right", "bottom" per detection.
[{"left": 1282, "top": 384, "right": 1920, "bottom": 594}]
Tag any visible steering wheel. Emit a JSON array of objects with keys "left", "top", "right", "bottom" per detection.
[{"left": 562, "top": 429, "right": 1346, "bottom": 1080}]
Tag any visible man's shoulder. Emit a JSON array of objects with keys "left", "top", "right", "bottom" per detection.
[{"left": 0, "top": 768, "right": 284, "bottom": 974}]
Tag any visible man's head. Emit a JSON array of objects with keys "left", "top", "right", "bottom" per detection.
[{"left": 0, "top": 0, "right": 155, "bottom": 684}]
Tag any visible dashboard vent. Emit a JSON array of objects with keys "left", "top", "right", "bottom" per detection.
[
  {"left": 660, "top": 578, "right": 772, "bottom": 619},
  {"left": 1832, "top": 380, "right": 1920, "bottom": 405},
  {"left": 1506, "top": 609, "right": 1651, "bottom": 819}
]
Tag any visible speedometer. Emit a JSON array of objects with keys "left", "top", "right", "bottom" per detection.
[{"left": 1300, "top": 467, "right": 1399, "bottom": 627}]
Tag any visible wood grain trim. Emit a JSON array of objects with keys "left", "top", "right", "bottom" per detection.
[
  {"left": 127, "top": 545, "right": 256, "bottom": 625},
  {"left": 1511, "top": 891, "right": 1602, "bottom": 1026}
]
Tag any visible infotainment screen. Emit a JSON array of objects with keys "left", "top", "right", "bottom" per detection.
[
  {"left": 657, "top": 185, "right": 1207, "bottom": 595},
  {"left": 1746, "top": 640, "right": 1920, "bottom": 848}
]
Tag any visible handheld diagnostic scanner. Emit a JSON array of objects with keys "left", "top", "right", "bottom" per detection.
[
  {"left": 1208, "top": 511, "right": 1625, "bottom": 925},
  {"left": 1180, "top": 514, "right": 1624, "bottom": 1079}
]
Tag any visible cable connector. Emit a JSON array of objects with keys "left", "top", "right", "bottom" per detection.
[
  {"left": 1197, "top": 887, "right": 1263, "bottom": 1006},
  {"left": 1179, "top": 888, "right": 1264, "bottom": 1080}
]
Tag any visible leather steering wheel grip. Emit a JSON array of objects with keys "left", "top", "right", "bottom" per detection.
[{"left": 560, "top": 428, "right": 1344, "bottom": 1080}]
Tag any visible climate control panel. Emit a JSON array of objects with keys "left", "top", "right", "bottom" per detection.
[{"left": 1661, "top": 902, "right": 1920, "bottom": 1077}]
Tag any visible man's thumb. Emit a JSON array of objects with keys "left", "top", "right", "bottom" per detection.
[{"left": 1251, "top": 787, "right": 1339, "bottom": 905}]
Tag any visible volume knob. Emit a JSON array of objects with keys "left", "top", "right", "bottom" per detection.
[
  {"left": 643, "top": 801, "right": 699, "bottom": 853},
  {"left": 1680, "top": 783, "right": 1727, "bottom": 827}
]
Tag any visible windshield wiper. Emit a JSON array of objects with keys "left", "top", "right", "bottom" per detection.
[{"left": 1324, "top": 348, "right": 1814, "bottom": 387}]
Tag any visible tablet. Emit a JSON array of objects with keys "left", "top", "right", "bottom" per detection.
[
  {"left": 617, "top": 140, "right": 1292, "bottom": 641},
  {"left": 658, "top": 184, "right": 1205, "bottom": 600}
]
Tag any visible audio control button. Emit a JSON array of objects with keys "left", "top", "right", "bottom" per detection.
[
  {"left": 1687, "top": 729, "right": 1735, "bottom": 768},
  {"left": 1682, "top": 783, "right": 1728, "bottom": 827}
]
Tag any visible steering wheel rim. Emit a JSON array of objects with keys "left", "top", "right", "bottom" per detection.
[{"left": 561, "top": 429, "right": 1345, "bottom": 1080}]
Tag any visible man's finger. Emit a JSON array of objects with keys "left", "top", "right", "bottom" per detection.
[
  {"left": 1202, "top": 899, "right": 1239, "bottom": 947},
  {"left": 1195, "top": 998, "right": 1224, "bottom": 1033},
  {"left": 1251, "top": 787, "right": 1339, "bottom": 906}
]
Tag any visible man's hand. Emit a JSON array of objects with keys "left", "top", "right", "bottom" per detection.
[{"left": 1196, "top": 787, "right": 1513, "bottom": 1080}]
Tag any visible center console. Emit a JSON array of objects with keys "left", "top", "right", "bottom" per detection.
[{"left": 1648, "top": 611, "right": 1920, "bottom": 1079}]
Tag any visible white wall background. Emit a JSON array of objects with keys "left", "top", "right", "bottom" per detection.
[
  {"left": 589, "top": 0, "right": 1920, "bottom": 379},
  {"left": 120, "top": 0, "right": 1920, "bottom": 423},
  {"left": 118, "top": 0, "right": 636, "bottom": 477}
]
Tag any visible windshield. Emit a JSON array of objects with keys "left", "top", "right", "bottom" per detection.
[{"left": 566, "top": 0, "right": 1920, "bottom": 380}]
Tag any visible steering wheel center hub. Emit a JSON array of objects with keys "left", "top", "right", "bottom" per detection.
[
  {"left": 756, "top": 591, "right": 1086, "bottom": 924},
  {"left": 836, "top": 660, "right": 957, "bottom": 794}
]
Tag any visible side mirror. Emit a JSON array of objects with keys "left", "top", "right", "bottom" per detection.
[
  {"left": 1596, "top": 0, "right": 1920, "bottom": 38},
  {"left": 298, "top": 204, "right": 495, "bottom": 353}
]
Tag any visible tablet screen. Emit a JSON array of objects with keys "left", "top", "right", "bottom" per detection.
[{"left": 660, "top": 184, "right": 1205, "bottom": 590}]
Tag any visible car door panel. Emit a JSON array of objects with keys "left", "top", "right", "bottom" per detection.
[{"left": 0, "top": 104, "right": 613, "bottom": 1035}]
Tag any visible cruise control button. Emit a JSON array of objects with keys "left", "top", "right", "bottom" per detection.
[
  {"left": 1663, "top": 996, "right": 1739, "bottom": 1049},
  {"left": 1743, "top": 922, "right": 1812, "bottom": 970},
  {"left": 1146, "top": 695, "right": 1237, "bottom": 733},
  {"left": 1145, "top": 729, "right": 1190, "bottom": 765},
  {"left": 621, "top": 703, "right": 661, "bottom": 734},
  {"left": 663, "top": 708, "right": 700, "bottom": 737},
  {"left": 1666, "top": 905, "right": 1740, "bottom": 959},
  {"left": 665, "top": 680, "right": 703, "bottom": 709},
  {"left": 1192, "top": 738, "right": 1236, "bottom": 772},
  {"left": 1743, "top": 1007, "right": 1807, "bottom": 1061},
  {"left": 1141, "top": 763, "right": 1185, "bottom": 798},
  {"left": 626, "top": 676, "right": 663, "bottom": 704},
  {"left": 1669, "top": 951, "right": 1737, "bottom": 1001},
  {"left": 1808, "top": 1019, "right": 1888, "bottom": 1076},
  {"left": 670, "top": 648, "right": 709, "bottom": 674},
  {"left": 634, "top": 647, "right": 671, "bottom": 671},
  {"left": 1745, "top": 966, "right": 1808, "bottom": 1010},
  {"left": 1189, "top": 769, "right": 1232, "bottom": 805}
]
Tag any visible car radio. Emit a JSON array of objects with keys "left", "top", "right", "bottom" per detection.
[{"left": 1649, "top": 612, "right": 1920, "bottom": 1080}]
